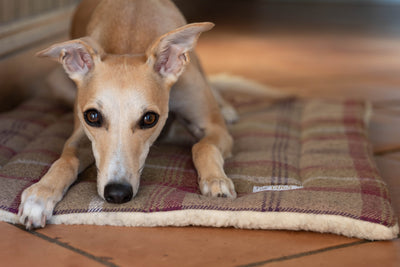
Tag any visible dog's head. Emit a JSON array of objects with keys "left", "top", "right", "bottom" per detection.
[{"left": 37, "top": 22, "right": 213, "bottom": 203}]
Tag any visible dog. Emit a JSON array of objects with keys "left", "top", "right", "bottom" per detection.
[{"left": 18, "top": 0, "right": 239, "bottom": 229}]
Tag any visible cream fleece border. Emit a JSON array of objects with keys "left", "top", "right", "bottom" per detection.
[{"left": 1, "top": 209, "right": 398, "bottom": 241}]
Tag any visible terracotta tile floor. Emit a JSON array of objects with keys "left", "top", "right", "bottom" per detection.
[{"left": 2, "top": 3, "right": 400, "bottom": 267}]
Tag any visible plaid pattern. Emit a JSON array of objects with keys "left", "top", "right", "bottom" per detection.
[{"left": 0, "top": 96, "right": 397, "bottom": 239}]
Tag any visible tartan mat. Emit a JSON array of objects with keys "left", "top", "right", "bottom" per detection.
[{"left": 0, "top": 95, "right": 398, "bottom": 240}]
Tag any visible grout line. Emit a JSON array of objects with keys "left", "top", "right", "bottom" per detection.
[
  {"left": 374, "top": 147, "right": 400, "bottom": 156},
  {"left": 10, "top": 223, "right": 120, "bottom": 267},
  {"left": 373, "top": 101, "right": 400, "bottom": 108},
  {"left": 372, "top": 108, "right": 400, "bottom": 116},
  {"left": 237, "top": 240, "right": 370, "bottom": 267}
]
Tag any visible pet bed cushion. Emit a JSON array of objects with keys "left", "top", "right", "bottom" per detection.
[{"left": 0, "top": 95, "right": 398, "bottom": 240}]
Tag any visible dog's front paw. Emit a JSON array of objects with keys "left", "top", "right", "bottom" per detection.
[
  {"left": 200, "top": 176, "right": 237, "bottom": 199},
  {"left": 18, "top": 184, "right": 58, "bottom": 230}
]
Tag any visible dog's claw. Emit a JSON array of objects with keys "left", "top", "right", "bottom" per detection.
[
  {"left": 18, "top": 207, "right": 23, "bottom": 217},
  {"left": 26, "top": 219, "right": 32, "bottom": 231},
  {"left": 41, "top": 215, "right": 46, "bottom": 228}
]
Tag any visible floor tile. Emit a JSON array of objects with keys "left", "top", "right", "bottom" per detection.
[
  {"left": 0, "top": 222, "right": 104, "bottom": 267},
  {"left": 263, "top": 238, "right": 400, "bottom": 267},
  {"left": 384, "top": 152, "right": 400, "bottom": 162},
  {"left": 369, "top": 110, "right": 400, "bottom": 154},
  {"left": 197, "top": 32, "right": 400, "bottom": 101},
  {"left": 37, "top": 225, "right": 359, "bottom": 267}
]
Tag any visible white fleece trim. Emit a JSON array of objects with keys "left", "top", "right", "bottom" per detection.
[
  {"left": 1, "top": 207, "right": 398, "bottom": 240},
  {"left": 4, "top": 208, "right": 397, "bottom": 240},
  {"left": 0, "top": 210, "right": 19, "bottom": 224}
]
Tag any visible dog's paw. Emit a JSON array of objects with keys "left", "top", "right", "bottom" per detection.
[
  {"left": 18, "top": 184, "right": 57, "bottom": 230},
  {"left": 221, "top": 105, "right": 239, "bottom": 124},
  {"left": 200, "top": 176, "right": 237, "bottom": 199}
]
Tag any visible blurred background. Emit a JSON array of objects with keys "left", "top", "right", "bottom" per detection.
[{"left": 1, "top": 0, "right": 400, "bottom": 111}]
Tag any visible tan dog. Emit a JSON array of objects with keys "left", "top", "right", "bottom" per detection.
[{"left": 18, "top": 0, "right": 238, "bottom": 229}]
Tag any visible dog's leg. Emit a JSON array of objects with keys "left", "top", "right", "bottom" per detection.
[
  {"left": 192, "top": 124, "right": 236, "bottom": 198},
  {"left": 172, "top": 59, "right": 237, "bottom": 198},
  {"left": 18, "top": 124, "right": 92, "bottom": 229}
]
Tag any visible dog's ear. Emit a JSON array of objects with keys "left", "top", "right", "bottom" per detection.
[
  {"left": 36, "top": 37, "right": 104, "bottom": 82},
  {"left": 146, "top": 22, "right": 214, "bottom": 85}
]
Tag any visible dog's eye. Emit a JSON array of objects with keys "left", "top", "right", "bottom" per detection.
[
  {"left": 140, "top": 112, "right": 159, "bottom": 129},
  {"left": 84, "top": 109, "right": 103, "bottom": 127}
]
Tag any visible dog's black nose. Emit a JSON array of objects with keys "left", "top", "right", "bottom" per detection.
[{"left": 104, "top": 183, "right": 133, "bottom": 204}]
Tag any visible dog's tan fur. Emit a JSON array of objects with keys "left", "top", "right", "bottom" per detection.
[{"left": 18, "top": 0, "right": 237, "bottom": 229}]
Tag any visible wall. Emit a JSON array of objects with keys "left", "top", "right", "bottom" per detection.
[{"left": 0, "top": 0, "right": 80, "bottom": 111}]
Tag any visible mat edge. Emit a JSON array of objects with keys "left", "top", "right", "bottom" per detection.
[{"left": 1, "top": 209, "right": 398, "bottom": 240}]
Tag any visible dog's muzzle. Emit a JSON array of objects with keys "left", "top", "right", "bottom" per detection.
[{"left": 104, "top": 182, "right": 133, "bottom": 204}]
